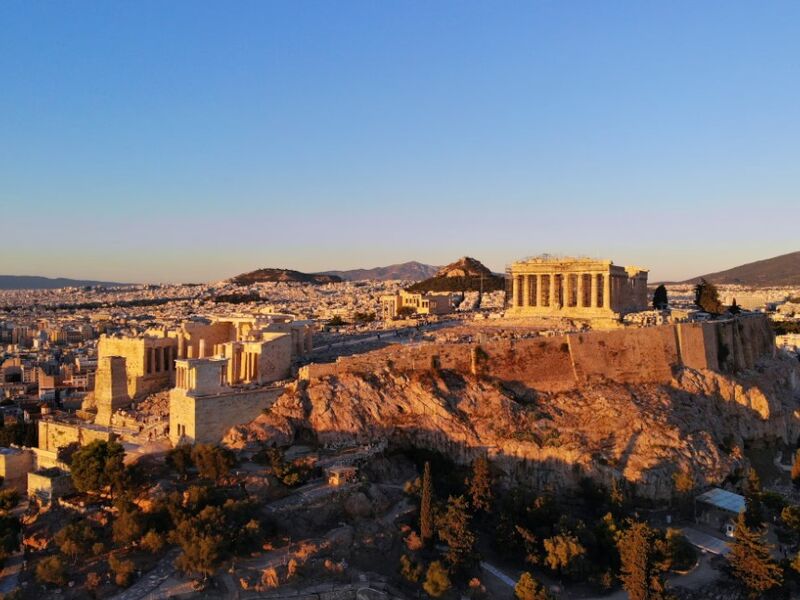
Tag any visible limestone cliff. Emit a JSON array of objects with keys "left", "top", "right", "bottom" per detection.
[{"left": 225, "top": 354, "right": 800, "bottom": 499}]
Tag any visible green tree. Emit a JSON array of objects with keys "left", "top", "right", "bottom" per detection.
[
  {"left": 743, "top": 468, "right": 764, "bottom": 528},
  {"left": 514, "top": 571, "right": 551, "bottom": 600},
  {"left": 0, "top": 489, "right": 19, "bottom": 511},
  {"left": 437, "top": 495, "right": 476, "bottom": 567},
  {"left": 169, "top": 505, "right": 227, "bottom": 577},
  {"left": 70, "top": 440, "right": 126, "bottom": 495},
  {"left": 36, "top": 555, "right": 67, "bottom": 586},
  {"left": 617, "top": 521, "right": 666, "bottom": 600},
  {"left": 420, "top": 461, "right": 434, "bottom": 544},
  {"left": 399, "top": 554, "right": 423, "bottom": 583},
  {"left": 543, "top": 533, "right": 586, "bottom": 576},
  {"left": 167, "top": 444, "right": 194, "bottom": 479},
  {"left": 113, "top": 501, "right": 145, "bottom": 546},
  {"left": 694, "top": 279, "right": 723, "bottom": 314},
  {"left": 672, "top": 468, "right": 694, "bottom": 517},
  {"left": 423, "top": 560, "right": 451, "bottom": 598},
  {"left": 515, "top": 525, "right": 540, "bottom": 566},
  {"left": 0, "top": 514, "right": 21, "bottom": 560},
  {"left": 55, "top": 521, "right": 97, "bottom": 560},
  {"left": 781, "top": 504, "right": 800, "bottom": 533},
  {"left": 467, "top": 456, "right": 492, "bottom": 513},
  {"left": 652, "top": 285, "right": 668, "bottom": 310},
  {"left": 727, "top": 512, "right": 782, "bottom": 598},
  {"left": 109, "top": 552, "right": 136, "bottom": 587},
  {"left": 191, "top": 444, "right": 235, "bottom": 481},
  {"left": 658, "top": 529, "right": 697, "bottom": 572}
]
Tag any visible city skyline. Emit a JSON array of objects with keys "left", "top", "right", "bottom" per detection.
[{"left": 2, "top": 1, "right": 799, "bottom": 283}]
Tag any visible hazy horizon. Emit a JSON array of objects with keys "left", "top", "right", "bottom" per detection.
[{"left": 2, "top": 2, "right": 798, "bottom": 283}]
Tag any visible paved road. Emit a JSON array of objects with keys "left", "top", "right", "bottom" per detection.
[
  {"left": 107, "top": 549, "right": 179, "bottom": 600},
  {"left": 480, "top": 561, "right": 516, "bottom": 587}
]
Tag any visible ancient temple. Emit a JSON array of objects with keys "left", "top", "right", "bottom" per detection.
[{"left": 507, "top": 256, "right": 648, "bottom": 319}]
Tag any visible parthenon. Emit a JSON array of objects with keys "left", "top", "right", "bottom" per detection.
[{"left": 507, "top": 256, "right": 648, "bottom": 319}]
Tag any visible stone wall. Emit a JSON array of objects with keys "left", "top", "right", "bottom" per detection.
[
  {"left": 257, "top": 334, "right": 293, "bottom": 382},
  {"left": 0, "top": 448, "right": 34, "bottom": 493},
  {"left": 170, "top": 386, "right": 284, "bottom": 445},
  {"left": 300, "top": 315, "right": 775, "bottom": 391},
  {"left": 27, "top": 470, "right": 73, "bottom": 503},
  {"left": 38, "top": 419, "right": 114, "bottom": 453},
  {"left": 94, "top": 356, "right": 130, "bottom": 426},
  {"left": 567, "top": 325, "right": 679, "bottom": 384}
]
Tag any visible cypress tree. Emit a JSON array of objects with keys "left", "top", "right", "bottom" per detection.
[
  {"left": 467, "top": 456, "right": 493, "bottom": 513},
  {"left": 420, "top": 461, "right": 434, "bottom": 543},
  {"left": 617, "top": 520, "right": 666, "bottom": 600},
  {"left": 727, "top": 512, "right": 782, "bottom": 598},
  {"left": 652, "top": 284, "right": 668, "bottom": 310},
  {"left": 744, "top": 468, "right": 764, "bottom": 528}
]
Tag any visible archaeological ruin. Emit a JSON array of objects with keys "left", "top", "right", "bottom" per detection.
[{"left": 506, "top": 256, "right": 649, "bottom": 320}]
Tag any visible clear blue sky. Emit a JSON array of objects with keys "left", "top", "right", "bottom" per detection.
[{"left": 1, "top": 1, "right": 798, "bottom": 283}]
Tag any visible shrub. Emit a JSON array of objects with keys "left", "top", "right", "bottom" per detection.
[
  {"left": 0, "top": 489, "right": 19, "bottom": 511},
  {"left": 423, "top": 561, "right": 451, "bottom": 598},
  {"left": 109, "top": 553, "right": 136, "bottom": 587},
  {"left": 515, "top": 571, "right": 551, "bottom": 600},
  {"left": 141, "top": 530, "right": 166, "bottom": 553},
  {"left": 55, "top": 521, "right": 97, "bottom": 560},
  {"left": 112, "top": 502, "right": 145, "bottom": 546},
  {"left": 399, "top": 554, "right": 423, "bottom": 583},
  {"left": 191, "top": 444, "right": 235, "bottom": 481},
  {"left": 36, "top": 555, "right": 67, "bottom": 586}
]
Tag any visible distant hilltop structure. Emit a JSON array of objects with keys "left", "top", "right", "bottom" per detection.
[{"left": 506, "top": 256, "right": 648, "bottom": 320}]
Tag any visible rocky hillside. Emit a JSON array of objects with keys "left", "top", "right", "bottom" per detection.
[
  {"left": 226, "top": 356, "right": 800, "bottom": 499},
  {"left": 320, "top": 261, "right": 439, "bottom": 281},
  {"left": 406, "top": 256, "right": 504, "bottom": 293},
  {"left": 230, "top": 268, "right": 342, "bottom": 285},
  {"left": 685, "top": 250, "right": 800, "bottom": 286}
]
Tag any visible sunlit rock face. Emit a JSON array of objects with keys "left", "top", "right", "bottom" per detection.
[{"left": 225, "top": 318, "right": 800, "bottom": 499}]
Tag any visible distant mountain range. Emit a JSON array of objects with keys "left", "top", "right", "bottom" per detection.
[
  {"left": 407, "top": 257, "right": 505, "bottom": 293},
  {"left": 0, "top": 275, "right": 129, "bottom": 290},
  {"left": 683, "top": 251, "right": 800, "bottom": 287},
  {"left": 230, "top": 268, "right": 342, "bottom": 285},
  {"left": 320, "top": 261, "right": 439, "bottom": 281}
]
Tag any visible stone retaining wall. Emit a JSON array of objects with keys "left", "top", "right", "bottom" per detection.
[{"left": 300, "top": 315, "right": 774, "bottom": 391}]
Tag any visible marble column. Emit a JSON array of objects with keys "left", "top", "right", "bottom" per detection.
[
  {"left": 550, "top": 274, "right": 557, "bottom": 308},
  {"left": 577, "top": 273, "right": 584, "bottom": 308},
  {"left": 522, "top": 275, "right": 530, "bottom": 307},
  {"left": 603, "top": 273, "right": 612, "bottom": 310},
  {"left": 536, "top": 274, "right": 544, "bottom": 307},
  {"left": 512, "top": 276, "right": 520, "bottom": 308}
]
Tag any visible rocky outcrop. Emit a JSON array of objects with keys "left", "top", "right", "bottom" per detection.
[{"left": 227, "top": 353, "right": 800, "bottom": 499}]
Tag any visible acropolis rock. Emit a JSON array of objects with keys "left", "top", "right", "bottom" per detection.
[{"left": 227, "top": 316, "right": 800, "bottom": 499}]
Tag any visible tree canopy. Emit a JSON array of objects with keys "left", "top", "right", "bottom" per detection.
[
  {"left": 727, "top": 512, "right": 782, "bottom": 598},
  {"left": 694, "top": 279, "right": 723, "bottom": 314},
  {"left": 70, "top": 440, "right": 126, "bottom": 495},
  {"left": 652, "top": 284, "right": 668, "bottom": 310}
]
